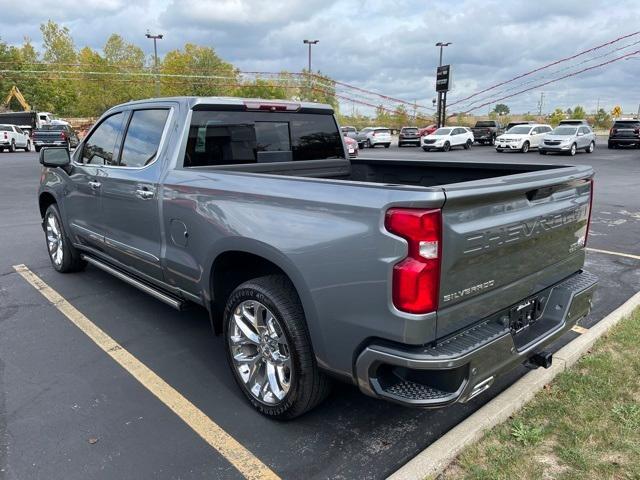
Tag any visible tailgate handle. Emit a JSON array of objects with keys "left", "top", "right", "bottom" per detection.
[{"left": 526, "top": 186, "right": 555, "bottom": 201}]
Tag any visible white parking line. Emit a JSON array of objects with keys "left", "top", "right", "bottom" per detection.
[
  {"left": 586, "top": 247, "right": 640, "bottom": 261},
  {"left": 13, "top": 264, "right": 280, "bottom": 480}
]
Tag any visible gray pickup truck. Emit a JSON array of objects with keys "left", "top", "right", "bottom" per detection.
[
  {"left": 471, "top": 120, "right": 504, "bottom": 145},
  {"left": 37, "top": 97, "right": 597, "bottom": 419}
]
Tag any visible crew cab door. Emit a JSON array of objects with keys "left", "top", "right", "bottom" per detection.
[
  {"left": 99, "top": 107, "right": 172, "bottom": 281},
  {"left": 66, "top": 112, "right": 127, "bottom": 249}
]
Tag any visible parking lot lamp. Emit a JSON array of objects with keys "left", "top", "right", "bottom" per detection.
[
  {"left": 303, "top": 39, "right": 319, "bottom": 74},
  {"left": 435, "top": 42, "right": 451, "bottom": 127},
  {"left": 146, "top": 31, "right": 164, "bottom": 97}
]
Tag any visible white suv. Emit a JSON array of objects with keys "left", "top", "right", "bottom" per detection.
[
  {"left": 356, "top": 127, "right": 392, "bottom": 148},
  {"left": 421, "top": 126, "right": 474, "bottom": 152},
  {"left": 496, "top": 124, "right": 553, "bottom": 153},
  {"left": 0, "top": 124, "right": 31, "bottom": 152}
]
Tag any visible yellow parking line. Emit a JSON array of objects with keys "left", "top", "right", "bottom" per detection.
[
  {"left": 13, "top": 264, "right": 280, "bottom": 480},
  {"left": 571, "top": 325, "right": 589, "bottom": 335},
  {"left": 586, "top": 247, "right": 640, "bottom": 261}
]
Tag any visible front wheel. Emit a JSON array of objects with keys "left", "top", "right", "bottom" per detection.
[
  {"left": 496, "top": 148, "right": 503, "bottom": 152},
  {"left": 442, "top": 141, "right": 451, "bottom": 152},
  {"left": 521, "top": 141, "right": 530, "bottom": 153},
  {"left": 24, "top": 140, "right": 31, "bottom": 152},
  {"left": 35, "top": 146, "right": 42, "bottom": 152},
  {"left": 586, "top": 141, "right": 595, "bottom": 153},
  {"left": 224, "top": 275, "right": 331, "bottom": 419},
  {"left": 464, "top": 139, "right": 472, "bottom": 150},
  {"left": 568, "top": 143, "right": 577, "bottom": 156},
  {"left": 384, "top": 143, "right": 390, "bottom": 148},
  {"left": 44, "top": 204, "right": 87, "bottom": 273},
  {"left": 539, "top": 150, "right": 547, "bottom": 155}
]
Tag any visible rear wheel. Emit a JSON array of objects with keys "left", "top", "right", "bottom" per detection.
[
  {"left": 9, "top": 140, "right": 16, "bottom": 153},
  {"left": 44, "top": 204, "right": 87, "bottom": 273},
  {"left": 384, "top": 143, "right": 390, "bottom": 148},
  {"left": 23, "top": 140, "right": 31, "bottom": 152},
  {"left": 608, "top": 142, "right": 615, "bottom": 149},
  {"left": 586, "top": 141, "right": 595, "bottom": 153},
  {"left": 442, "top": 141, "right": 451, "bottom": 152},
  {"left": 224, "top": 275, "right": 331, "bottom": 419},
  {"left": 521, "top": 141, "right": 530, "bottom": 153}
]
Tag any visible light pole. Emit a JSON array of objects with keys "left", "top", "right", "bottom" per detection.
[
  {"left": 435, "top": 42, "right": 451, "bottom": 127},
  {"left": 146, "top": 30, "right": 164, "bottom": 97},
  {"left": 303, "top": 39, "right": 319, "bottom": 74}
]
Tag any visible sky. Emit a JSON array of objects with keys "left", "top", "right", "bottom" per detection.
[{"left": 0, "top": 0, "right": 639, "bottom": 117}]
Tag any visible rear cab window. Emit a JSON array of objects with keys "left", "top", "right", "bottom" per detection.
[
  {"left": 184, "top": 109, "right": 344, "bottom": 167},
  {"left": 613, "top": 120, "right": 640, "bottom": 129}
]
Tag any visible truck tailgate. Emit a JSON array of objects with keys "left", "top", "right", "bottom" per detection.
[{"left": 437, "top": 165, "right": 593, "bottom": 337}]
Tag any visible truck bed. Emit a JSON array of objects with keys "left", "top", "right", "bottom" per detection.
[{"left": 207, "top": 156, "right": 567, "bottom": 188}]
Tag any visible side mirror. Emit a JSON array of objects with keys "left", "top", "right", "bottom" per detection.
[
  {"left": 39, "top": 147, "right": 70, "bottom": 167},
  {"left": 577, "top": 132, "right": 584, "bottom": 137}
]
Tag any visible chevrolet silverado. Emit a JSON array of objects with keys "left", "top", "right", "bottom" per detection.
[{"left": 37, "top": 97, "right": 597, "bottom": 419}]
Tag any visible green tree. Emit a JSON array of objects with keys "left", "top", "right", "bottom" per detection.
[
  {"left": 591, "top": 108, "right": 612, "bottom": 129},
  {"left": 493, "top": 103, "right": 510, "bottom": 115},
  {"left": 161, "top": 43, "right": 238, "bottom": 97},
  {"left": 549, "top": 108, "right": 565, "bottom": 126},
  {"left": 571, "top": 105, "right": 586, "bottom": 119},
  {"left": 39, "top": 21, "right": 78, "bottom": 114}
]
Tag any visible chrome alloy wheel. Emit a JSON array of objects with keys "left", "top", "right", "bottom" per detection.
[
  {"left": 228, "top": 300, "right": 292, "bottom": 404},
  {"left": 46, "top": 213, "right": 64, "bottom": 266}
]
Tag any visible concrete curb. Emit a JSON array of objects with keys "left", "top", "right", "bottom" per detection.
[{"left": 388, "top": 290, "right": 640, "bottom": 480}]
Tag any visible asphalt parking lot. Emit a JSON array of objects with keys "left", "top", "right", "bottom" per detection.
[{"left": 1, "top": 142, "right": 639, "bottom": 480}]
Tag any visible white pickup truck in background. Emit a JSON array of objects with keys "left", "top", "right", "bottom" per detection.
[{"left": 0, "top": 124, "right": 31, "bottom": 152}]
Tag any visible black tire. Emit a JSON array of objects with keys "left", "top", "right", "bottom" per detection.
[
  {"left": 442, "top": 141, "right": 451, "bottom": 152},
  {"left": 608, "top": 143, "right": 615, "bottom": 149},
  {"left": 539, "top": 150, "right": 547, "bottom": 155},
  {"left": 35, "top": 146, "right": 42, "bottom": 152},
  {"left": 9, "top": 140, "right": 16, "bottom": 153},
  {"left": 23, "top": 140, "right": 31, "bottom": 152},
  {"left": 422, "top": 147, "right": 429, "bottom": 152},
  {"left": 496, "top": 148, "right": 503, "bottom": 152},
  {"left": 464, "top": 139, "right": 472, "bottom": 150},
  {"left": 384, "top": 143, "right": 390, "bottom": 148},
  {"left": 568, "top": 143, "right": 577, "bottom": 156},
  {"left": 365, "top": 139, "right": 372, "bottom": 148},
  {"left": 586, "top": 141, "right": 595, "bottom": 153},
  {"left": 43, "top": 204, "right": 87, "bottom": 273},
  {"left": 521, "top": 141, "right": 530, "bottom": 153},
  {"left": 223, "top": 275, "right": 331, "bottom": 419}
]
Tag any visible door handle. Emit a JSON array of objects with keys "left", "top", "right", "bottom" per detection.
[
  {"left": 135, "top": 188, "right": 155, "bottom": 200},
  {"left": 88, "top": 180, "right": 101, "bottom": 190}
]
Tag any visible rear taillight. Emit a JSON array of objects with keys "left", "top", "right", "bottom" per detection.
[
  {"left": 60, "top": 131, "right": 67, "bottom": 140},
  {"left": 610, "top": 128, "right": 616, "bottom": 135},
  {"left": 385, "top": 208, "right": 442, "bottom": 314},
  {"left": 585, "top": 179, "right": 594, "bottom": 246}
]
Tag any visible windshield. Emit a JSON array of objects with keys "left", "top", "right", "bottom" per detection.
[
  {"left": 552, "top": 127, "right": 578, "bottom": 136},
  {"left": 401, "top": 128, "right": 418, "bottom": 134},
  {"left": 433, "top": 128, "right": 452, "bottom": 135},
  {"left": 507, "top": 126, "right": 533, "bottom": 134}
]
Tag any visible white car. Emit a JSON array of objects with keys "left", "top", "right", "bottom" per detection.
[
  {"left": 421, "top": 126, "right": 474, "bottom": 152},
  {"left": 0, "top": 124, "right": 31, "bottom": 152},
  {"left": 495, "top": 124, "right": 553, "bottom": 153},
  {"left": 356, "top": 127, "right": 392, "bottom": 148}
]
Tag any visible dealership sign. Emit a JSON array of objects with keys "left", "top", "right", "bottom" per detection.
[{"left": 436, "top": 65, "right": 451, "bottom": 92}]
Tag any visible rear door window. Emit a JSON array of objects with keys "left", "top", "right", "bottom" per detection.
[{"left": 119, "top": 109, "right": 169, "bottom": 168}]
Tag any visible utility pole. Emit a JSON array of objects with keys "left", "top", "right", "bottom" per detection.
[
  {"left": 537, "top": 92, "right": 545, "bottom": 116},
  {"left": 145, "top": 30, "right": 163, "bottom": 97},
  {"left": 435, "top": 42, "right": 451, "bottom": 127}
]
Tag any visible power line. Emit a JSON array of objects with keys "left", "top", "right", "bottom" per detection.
[
  {"left": 462, "top": 48, "right": 640, "bottom": 114},
  {"left": 450, "top": 30, "right": 640, "bottom": 107}
]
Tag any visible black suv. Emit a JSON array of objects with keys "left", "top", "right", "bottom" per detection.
[
  {"left": 398, "top": 126, "right": 420, "bottom": 147},
  {"left": 608, "top": 119, "right": 640, "bottom": 149}
]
